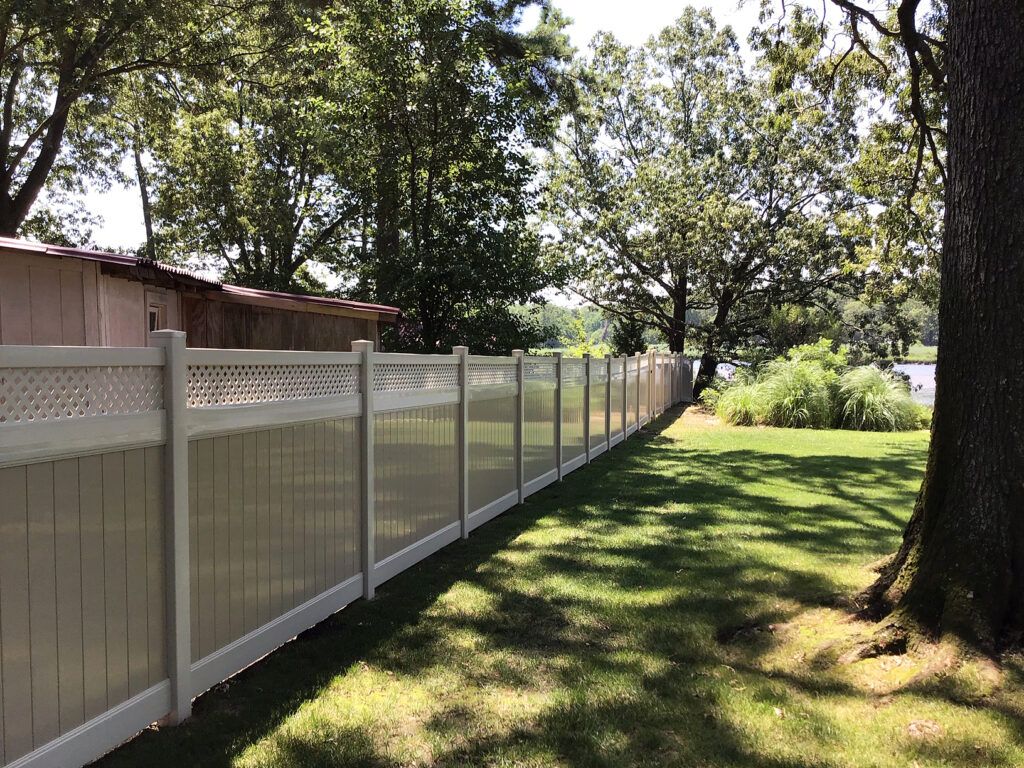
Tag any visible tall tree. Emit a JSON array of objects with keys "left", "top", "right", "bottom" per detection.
[
  {"left": 546, "top": 10, "right": 863, "bottom": 396},
  {"left": 0, "top": 0, "right": 261, "bottom": 238},
  {"left": 314, "top": 0, "right": 572, "bottom": 353},
  {"left": 775, "top": 0, "right": 1024, "bottom": 650},
  {"left": 151, "top": 5, "right": 360, "bottom": 292}
]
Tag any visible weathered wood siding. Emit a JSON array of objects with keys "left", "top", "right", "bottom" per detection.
[{"left": 181, "top": 295, "right": 378, "bottom": 351}]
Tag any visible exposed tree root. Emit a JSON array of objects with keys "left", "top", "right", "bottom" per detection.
[{"left": 837, "top": 623, "right": 910, "bottom": 665}]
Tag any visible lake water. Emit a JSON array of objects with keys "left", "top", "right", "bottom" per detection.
[
  {"left": 894, "top": 363, "right": 936, "bottom": 406},
  {"left": 694, "top": 361, "right": 937, "bottom": 407}
]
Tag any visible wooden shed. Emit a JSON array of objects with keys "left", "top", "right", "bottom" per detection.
[{"left": 0, "top": 238, "right": 400, "bottom": 349}]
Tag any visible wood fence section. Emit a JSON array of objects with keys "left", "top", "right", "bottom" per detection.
[{"left": 0, "top": 339, "right": 691, "bottom": 768}]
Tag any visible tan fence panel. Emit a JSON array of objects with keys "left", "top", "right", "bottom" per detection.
[
  {"left": 626, "top": 358, "right": 639, "bottom": 430},
  {"left": 468, "top": 394, "right": 517, "bottom": 513},
  {"left": 187, "top": 418, "right": 361, "bottom": 664},
  {"left": 524, "top": 386, "right": 556, "bottom": 483},
  {"left": 374, "top": 403, "right": 459, "bottom": 562},
  {"left": 524, "top": 357, "right": 557, "bottom": 491},
  {"left": 589, "top": 362, "right": 608, "bottom": 452},
  {"left": 0, "top": 448, "right": 167, "bottom": 766},
  {"left": 639, "top": 359, "right": 650, "bottom": 422},
  {"left": 560, "top": 359, "right": 586, "bottom": 468}
]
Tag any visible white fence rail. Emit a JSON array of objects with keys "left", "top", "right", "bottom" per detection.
[{"left": 0, "top": 336, "right": 692, "bottom": 768}]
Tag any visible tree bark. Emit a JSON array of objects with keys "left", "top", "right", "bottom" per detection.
[
  {"left": 133, "top": 132, "right": 156, "bottom": 262},
  {"left": 862, "top": 0, "right": 1024, "bottom": 649},
  {"left": 693, "top": 350, "right": 718, "bottom": 400},
  {"left": 667, "top": 267, "right": 688, "bottom": 353}
]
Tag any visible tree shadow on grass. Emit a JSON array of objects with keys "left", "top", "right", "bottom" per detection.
[{"left": 93, "top": 406, "right": 991, "bottom": 768}]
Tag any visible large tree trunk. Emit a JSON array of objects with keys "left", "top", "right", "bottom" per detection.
[
  {"left": 133, "top": 135, "right": 156, "bottom": 262},
  {"left": 693, "top": 350, "right": 718, "bottom": 401},
  {"left": 863, "top": 0, "right": 1024, "bottom": 649},
  {"left": 667, "top": 270, "right": 688, "bottom": 353}
]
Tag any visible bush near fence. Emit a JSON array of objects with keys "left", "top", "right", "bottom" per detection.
[{"left": 0, "top": 338, "right": 692, "bottom": 768}]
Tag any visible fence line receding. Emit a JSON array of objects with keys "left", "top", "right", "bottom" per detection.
[{"left": 0, "top": 338, "right": 692, "bottom": 768}]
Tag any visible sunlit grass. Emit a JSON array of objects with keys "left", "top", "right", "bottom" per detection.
[{"left": 96, "top": 409, "right": 1024, "bottom": 768}]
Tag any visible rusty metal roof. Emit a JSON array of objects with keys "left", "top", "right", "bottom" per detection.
[{"left": 0, "top": 237, "right": 401, "bottom": 318}]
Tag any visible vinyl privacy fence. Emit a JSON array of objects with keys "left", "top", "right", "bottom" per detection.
[{"left": 0, "top": 334, "right": 692, "bottom": 768}]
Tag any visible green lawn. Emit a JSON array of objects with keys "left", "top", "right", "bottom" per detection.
[
  {"left": 896, "top": 343, "right": 938, "bottom": 363},
  {"left": 96, "top": 409, "right": 1024, "bottom": 768}
]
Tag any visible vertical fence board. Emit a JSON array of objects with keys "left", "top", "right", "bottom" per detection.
[
  {"left": 27, "top": 462, "right": 59, "bottom": 747},
  {"left": 144, "top": 446, "right": 166, "bottom": 686},
  {"left": 281, "top": 428, "right": 295, "bottom": 610},
  {"left": 227, "top": 434, "right": 244, "bottom": 646},
  {"left": 0, "top": 465, "right": 32, "bottom": 761},
  {"left": 270, "top": 429, "right": 283, "bottom": 619},
  {"left": 196, "top": 439, "right": 216, "bottom": 660},
  {"left": 53, "top": 458, "right": 85, "bottom": 733},
  {"left": 78, "top": 454, "right": 107, "bottom": 721},
  {"left": 213, "top": 437, "right": 230, "bottom": 651},
  {"left": 123, "top": 449, "right": 149, "bottom": 697},
  {"left": 101, "top": 453, "right": 129, "bottom": 708}
]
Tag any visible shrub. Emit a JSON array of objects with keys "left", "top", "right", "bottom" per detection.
[
  {"left": 836, "top": 365, "right": 920, "bottom": 431},
  {"left": 785, "top": 338, "right": 849, "bottom": 373},
  {"left": 756, "top": 359, "right": 836, "bottom": 428},
  {"left": 715, "top": 383, "right": 762, "bottom": 426},
  {"left": 701, "top": 387, "right": 722, "bottom": 410}
]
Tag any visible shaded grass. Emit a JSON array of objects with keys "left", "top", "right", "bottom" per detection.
[{"left": 95, "top": 409, "right": 1024, "bottom": 768}]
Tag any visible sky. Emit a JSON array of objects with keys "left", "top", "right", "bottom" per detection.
[{"left": 86, "top": 0, "right": 763, "bottom": 252}]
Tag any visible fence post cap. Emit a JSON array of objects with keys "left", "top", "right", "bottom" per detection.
[
  {"left": 351, "top": 340, "right": 374, "bottom": 352},
  {"left": 452, "top": 345, "right": 469, "bottom": 356},
  {"left": 151, "top": 329, "right": 186, "bottom": 340},
  {"left": 553, "top": 350, "right": 563, "bottom": 359},
  {"left": 511, "top": 349, "right": 525, "bottom": 358}
]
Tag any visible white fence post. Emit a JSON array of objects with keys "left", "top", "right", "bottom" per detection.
[
  {"left": 635, "top": 352, "right": 642, "bottom": 427},
  {"left": 512, "top": 349, "right": 525, "bottom": 504},
  {"left": 604, "top": 354, "right": 612, "bottom": 448},
  {"left": 353, "top": 340, "right": 376, "bottom": 600},
  {"left": 583, "top": 352, "right": 592, "bottom": 463},
  {"left": 554, "top": 351, "right": 564, "bottom": 480},
  {"left": 454, "top": 345, "right": 470, "bottom": 539},
  {"left": 620, "top": 354, "right": 628, "bottom": 439},
  {"left": 648, "top": 350, "right": 655, "bottom": 419},
  {"left": 151, "top": 330, "right": 192, "bottom": 725}
]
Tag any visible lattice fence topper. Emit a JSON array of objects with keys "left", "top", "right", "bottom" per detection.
[
  {"left": 561, "top": 359, "right": 586, "bottom": 385},
  {"left": 187, "top": 363, "right": 360, "bottom": 407},
  {"left": 626, "top": 357, "right": 639, "bottom": 372},
  {"left": 525, "top": 359, "right": 557, "bottom": 382},
  {"left": 590, "top": 362, "right": 608, "bottom": 383},
  {"left": 374, "top": 361, "right": 459, "bottom": 392},
  {"left": 0, "top": 365, "right": 163, "bottom": 423},
  {"left": 467, "top": 362, "right": 518, "bottom": 387},
  {"left": 610, "top": 358, "right": 625, "bottom": 379}
]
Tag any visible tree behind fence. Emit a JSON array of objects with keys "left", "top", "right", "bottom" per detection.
[{"left": 0, "top": 338, "right": 692, "bottom": 768}]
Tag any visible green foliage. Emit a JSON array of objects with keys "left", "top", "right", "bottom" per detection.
[
  {"left": 609, "top": 316, "right": 648, "bottom": 356},
  {"left": 715, "top": 384, "right": 762, "bottom": 426},
  {"left": 755, "top": 359, "right": 837, "bottom": 429},
  {"left": 545, "top": 8, "right": 865, "bottom": 381},
  {"left": 1, "top": 0, "right": 256, "bottom": 235},
  {"left": 784, "top": 338, "right": 849, "bottom": 373},
  {"left": 559, "top": 317, "right": 610, "bottom": 358},
  {"left": 836, "top": 366, "right": 921, "bottom": 432},
  {"left": 715, "top": 338, "right": 925, "bottom": 432},
  {"left": 152, "top": 10, "right": 351, "bottom": 292},
  {"left": 316, "top": 0, "right": 572, "bottom": 352}
]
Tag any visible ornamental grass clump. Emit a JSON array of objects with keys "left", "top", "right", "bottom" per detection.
[
  {"left": 836, "top": 365, "right": 921, "bottom": 431},
  {"left": 710, "top": 338, "right": 928, "bottom": 432},
  {"left": 715, "top": 382, "right": 762, "bottom": 425},
  {"left": 755, "top": 359, "right": 836, "bottom": 429}
]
